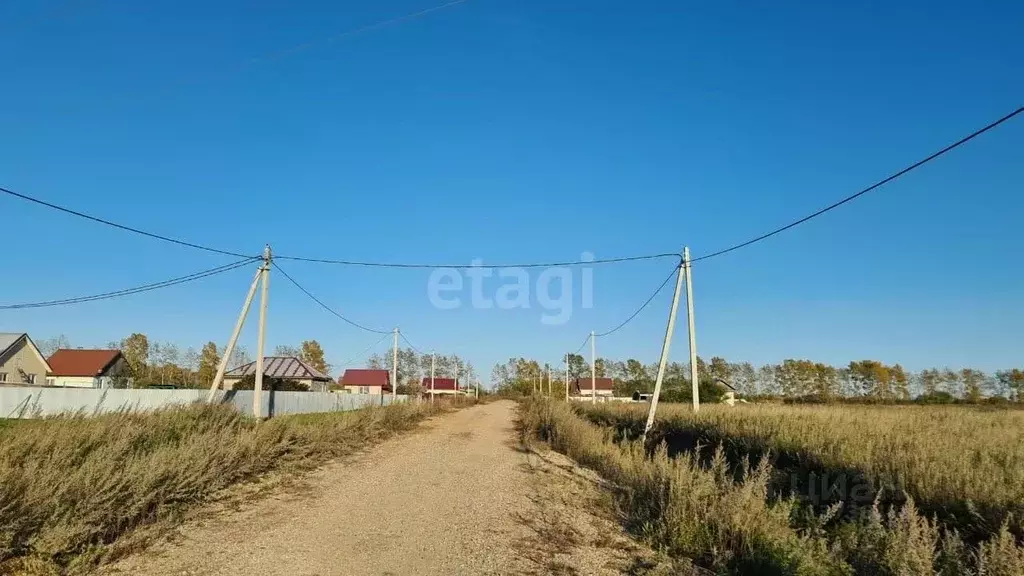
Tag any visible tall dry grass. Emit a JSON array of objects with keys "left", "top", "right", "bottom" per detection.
[
  {"left": 522, "top": 399, "right": 1024, "bottom": 575},
  {"left": 0, "top": 400, "right": 450, "bottom": 574}
]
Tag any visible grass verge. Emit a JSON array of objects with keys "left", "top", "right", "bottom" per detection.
[
  {"left": 521, "top": 398, "right": 1024, "bottom": 575},
  {"left": 0, "top": 398, "right": 463, "bottom": 574}
]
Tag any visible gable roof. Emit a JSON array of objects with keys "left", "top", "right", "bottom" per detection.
[
  {"left": 47, "top": 349, "right": 124, "bottom": 377},
  {"left": 573, "top": 377, "right": 615, "bottom": 391},
  {"left": 0, "top": 333, "right": 53, "bottom": 372},
  {"left": 340, "top": 369, "right": 391, "bottom": 390},
  {"left": 225, "top": 357, "right": 330, "bottom": 381},
  {"left": 421, "top": 377, "right": 458, "bottom": 391}
]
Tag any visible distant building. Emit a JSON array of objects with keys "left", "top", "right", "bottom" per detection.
[
  {"left": 420, "top": 376, "right": 460, "bottom": 396},
  {"left": 46, "top": 349, "right": 133, "bottom": 388},
  {"left": 572, "top": 377, "right": 615, "bottom": 397},
  {"left": 223, "top": 357, "right": 331, "bottom": 392},
  {"left": 0, "top": 333, "right": 51, "bottom": 386},
  {"left": 339, "top": 369, "right": 392, "bottom": 395}
]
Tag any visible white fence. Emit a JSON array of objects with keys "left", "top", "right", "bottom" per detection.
[{"left": 0, "top": 386, "right": 408, "bottom": 419}]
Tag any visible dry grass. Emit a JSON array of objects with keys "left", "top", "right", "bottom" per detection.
[
  {"left": 563, "top": 401, "right": 1024, "bottom": 575},
  {"left": 0, "top": 399, "right": 454, "bottom": 574}
]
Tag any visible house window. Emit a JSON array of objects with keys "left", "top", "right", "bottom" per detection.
[
  {"left": 46, "top": 378, "right": 55, "bottom": 386},
  {"left": 24, "top": 374, "right": 36, "bottom": 384},
  {"left": 359, "top": 386, "right": 369, "bottom": 394},
  {"left": 0, "top": 372, "right": 6, "bottom": 382}
]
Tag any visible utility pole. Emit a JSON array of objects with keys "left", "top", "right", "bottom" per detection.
[
  {"left": 546, "top": 365, "right": 551, "bottom": 397},
  {"left": 564, "top": 353, "right": 569, "bottom": 401},
  {"left": 207, "top": 265, "right": 262, "bottom": 402},
  {"left": 253, "top": 245, "right": 271, "bottom": 419},
  {"left": 684, "top": 247, "right": 700, "bottom": 413},
  {"left": 590, "top": 331, "right": 596, "bottom": 404},
  {"left": 642, "top": 249, "right": 686, "bottom": 440},
  {"left": 454, "top": 363, "right": 459, "bottom": 398},
  {"left": 392, "top": 328, "right": 399, "bottom": 401},
  {"left": 430, "top": 352, "right": 435, "bottom": 403}
]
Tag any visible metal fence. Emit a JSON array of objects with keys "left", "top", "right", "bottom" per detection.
[{"left": 0, "top": 386, "right": 407, "bottom": 419}]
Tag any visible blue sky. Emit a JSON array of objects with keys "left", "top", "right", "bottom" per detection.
[{"left": 2, "top": 0, "right": 1021, "bottom": 381}]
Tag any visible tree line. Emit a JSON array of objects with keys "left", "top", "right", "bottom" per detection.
[
  {"left": 490, "top": 354, "right": 1024, "bottom": 402},
  {"left": 36, "top": 333, "right": 331, "bottom": 389}
]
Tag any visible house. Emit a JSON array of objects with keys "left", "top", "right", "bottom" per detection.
[
  {"left": 46, "top": 349, "right": 133, "bottom": 388},
  {"left": 420, "top": 376, "right": 460, "bottom": 396},
  {"left": 339, "top": 369, "right": 392, "bottom": 395},
  {"left": 0, "top": 333, "right": 51, "bottom": 386},
  {"left": 572, "top": 377, "right": 615, "bottom": 397},
  {"left": 223, "top": 357, "right": 331, "bottom": 392}
]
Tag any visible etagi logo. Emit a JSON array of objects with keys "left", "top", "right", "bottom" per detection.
[{"left": 426, "top": 253, "right": 595, "bottom": 325}]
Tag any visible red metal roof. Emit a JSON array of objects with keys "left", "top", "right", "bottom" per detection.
[
  {"left": 573, "top": 377, "right": 615, "bottom": 391},
  {"left": 47, "top": 349, "right": 123, "bottom": 377},
  {"left": 421, "top": 377, "right": 458, "bottom": 391},
  {"left": 340, "top": 369, "right": 392, "bottom": 391}
]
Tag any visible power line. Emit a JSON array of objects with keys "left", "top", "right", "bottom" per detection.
[
  {"left": 275, "top": 252, "right": 679, "bottom": 268},
  {"left": 571, "top": 334, "right": 591, "bottom": 355},
  {"left": 0, "top": 257, "right": 258, "bottom": 310},
  {"left": 272, "top": 261, "right": 392, "bottom": 334},
  {"left": 691, "top": 106, "right": 1024, "bottom": 263},
  {"left": 399, "top": 332, "right": 425, "bottom": 355},
  {"left": 0, "top": 186, "right": 252, "bottom": 258},
  {"left": 251, "top": 0, "right": 472, "bottom": 64},
  {"left": 334, "top": 333, "right": 392, "bottom": 369},
  {"left": 595, "top": 263, "right": 680, "bottom": 337}
]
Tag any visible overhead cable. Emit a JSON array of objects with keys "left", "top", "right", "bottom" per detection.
[
  {"left": 272, "top": 261, "right": 391, "bottom": 334},
  {"left": 274, "top": 252, "right": 679, "bottom": 269}
]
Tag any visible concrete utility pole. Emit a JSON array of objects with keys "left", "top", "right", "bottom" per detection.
[
  {"left": 546, "top": 365, "right": 551, "bottom": 397},
  {"left": 392, "top": 328, "right": 399, "bottom": 401},
  {"left": 430, "top": 352, "right": 435, "bottom": 403},
  {"left": 684, "top": 247, "right": 700, "bottom": 413},
  {"left": 253, "top": 244, "right": 271, "bottom": 419},
  {"left": 564, "top": 353, "right": 569, "bottom": 401},
  {"left": 475, "top": 377, "right": 479, "bottom": 400},
  {"left": 207, "top": 265, "right": 262, "bottom": 402},
  {"left": 590, "top": 331, "right": 596, "bottom": 404},
  {"left": 454, "top": 362, "right": 459, "bottom": 397},
  {"left": 642, "top": 249, "right": 686, "bottom": 440}
]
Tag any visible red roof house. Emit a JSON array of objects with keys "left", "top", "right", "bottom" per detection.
[
  {"left": 573, "top": 377, "right": 615, "bottom": 396},
  {"left": 420, "top": 376, "right": 459, "bottom": 392},
  {"left": 339, "top": 369, "right": 392, "bottom": 393},
  {"left": 46, "top": 349, "right": 132, "bottom": 388}
]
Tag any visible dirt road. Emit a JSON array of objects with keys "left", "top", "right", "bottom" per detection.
[{"left": 105, "top": 401, "right": 668, "bottom": 576}]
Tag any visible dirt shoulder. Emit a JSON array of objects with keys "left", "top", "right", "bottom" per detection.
[{"left": 100, "top": 401, "right": 670, "bottom": 576}]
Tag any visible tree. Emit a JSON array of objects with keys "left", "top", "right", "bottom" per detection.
[
  {"left": 274, "top": 345, "right": 301, "bottom": 357},
  {"left": 918, "top": 369, "right": 942, "bottom": 396},
  {"left": 37, "top": 335, "right": 71, "bottom": 358},
  {"left": 960, "top": 368, "right": 986, "bottom": 402},
  {"left": 300, "top": 340, "right": 329, "bottom": 374},
  {"left": 198, "top": 342, "right": 220, "bottom": 387},
  {"left": 848, "top": 360, "right": 892, "bottom": 398},
  {"left": 566, "top": 354, "right": 588, "bottom": 381},
  {"left": 120, "top": 333, "right": 150, "bottom": 381},
  {"left": 995, "top": 369, "right": 1024, "bottom": 401},
  {"left": 183, "top": 347, "right": 200, "bottom": 387},
  {"left": 890, "top": 364, "right": 910, "bottom": 400},
  {"left": 708, "top": 356, "right": 732, "bottom": 383}
]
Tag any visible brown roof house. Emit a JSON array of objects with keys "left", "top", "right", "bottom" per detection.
[
  {"left": 0, "top": 333, "right": 51, "bottom": 386},
  {"left": 47, "top": 349, "right": 133, "bottom": 388},
  {"left": 339, "top": 369, "right": 392, "bottom": 395},
  {"left": 420, "top": 376, "right": 460, "bottom": 396},
  {"left": 223, "top": 357, "right": 332, "bottom": 392},
  {"left": 573, "top": 376, "right": 615, "bottom": 397}
]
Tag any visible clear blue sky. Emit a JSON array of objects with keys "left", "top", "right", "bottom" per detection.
[{"left": 2, "top": 0, "right": 1021, "bottom": 382}]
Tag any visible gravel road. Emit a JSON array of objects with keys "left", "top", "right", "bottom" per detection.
[{"left": 104, "top": 401, "right": 672, "bottom": 576}]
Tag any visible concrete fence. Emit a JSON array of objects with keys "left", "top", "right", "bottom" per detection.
[{"left": 0, "top": 386, "right": 408, "bottom": 419}]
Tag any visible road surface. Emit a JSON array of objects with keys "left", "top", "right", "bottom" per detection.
[{"left": 104, "top": 401, "right": 670, "bottom": 576}]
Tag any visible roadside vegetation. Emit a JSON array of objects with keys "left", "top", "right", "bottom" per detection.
[
  {"left": 0, "top": 399, "right": 461, "bottom": 574},
  {"left": 520, "top": 398, "right": 1024, "bottom": 575}
]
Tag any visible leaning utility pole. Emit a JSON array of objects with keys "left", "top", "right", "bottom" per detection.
[
  {"left": 253, "top": 245, "right": 271, "bottom": 419},
  {"left": 684, "top": 247, "right": 700, "bottom": 413},
  {"left": 207, "top": 263, "right": 262, "bottom": 403},
  {"left": 590, "top": 331, "right": 596, "bottom": 404},
  {"left": 642, "top": 249, "right": 686, "bottom": 440},
  {"left": 392, "top": 328, "right": 399, "bottom": 401}
]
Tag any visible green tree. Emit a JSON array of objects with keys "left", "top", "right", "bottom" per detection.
[
  {"left": 300, "top": 340, "right": 329, "bottom": 374},
  {"left": 566, "top": 354, "right": 588, "bottom": 381},
  {"left": 708, "top": 356, "right": 732, "bottom": 383},
  {"left": 890, "top": 364, "right": 910, "bottom": 400},
  {"left": 960, "top": 368, "right": 986, "bottom": 402},
  {"left": 119, "top": 333, "right": 150, "bottom": 381},
  {"left": 918, "top": 369, "right": 941, "bottom": 396},
  {"left": 197, "top": 342, "right": 220, "bottom": 387}
]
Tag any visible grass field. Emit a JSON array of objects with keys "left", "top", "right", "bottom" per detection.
[
  {"left": 521, "top": 398, "right": 1024, "bottom": 575},
  {"left": 0, "top": 400, "right": 456, "bottom": 574}
]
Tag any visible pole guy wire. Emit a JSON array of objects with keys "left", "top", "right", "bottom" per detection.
[
  {"left": 0, "top": 257, "right": 258, "bottom": 310},
  {"left": 272, "top": 261, "right": 391, "bottom": 334},
  {"left": 595, "top": 262, "right": 681, "bottom": 337},
  {"left": 691, "top": 106, "right": 1024, "bottom": 263},
  {"left": 334, "top": 333, "right": 393, "bottom": 369},
  {"left": 399, "top": 332, "right": 425, "bottom": 355}
]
